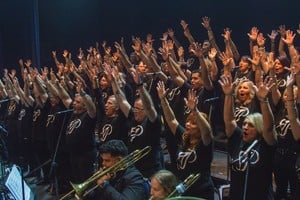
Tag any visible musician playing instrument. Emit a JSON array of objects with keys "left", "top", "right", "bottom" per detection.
[
  {"left": 150, "top": 170, "right": 178, "bottom": 200},
  {"left": 95, "top": 140, "right": 148, "bottom": 200}
]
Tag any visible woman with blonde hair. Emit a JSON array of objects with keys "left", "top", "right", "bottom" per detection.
[{"left": 219, "top": 75, "right": 277, "bottom": 200}]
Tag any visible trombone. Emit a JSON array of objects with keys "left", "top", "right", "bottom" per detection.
[
  {"left": 167, "top": 173, "right": 201, "bottom": 198},
  {"left": 60, "top": 146, "right": 151, "bottom": 200}
]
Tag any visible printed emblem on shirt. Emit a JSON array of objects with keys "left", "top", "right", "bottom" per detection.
[
  {"left": 167, "top": 87, "right": 180, "bottom": 101},
  {"left": 234, "top": 106, "right": 249, "bottom": 123},
  {"left": 18, "top": 109, "right": 26, "bottom": 121},
  {"left": 177, "top": 149, "right": 197, "bottom": 170},
  {"left": 129, "top": 125, "right": 143, "bottom": 142},
  {"left": 231, "top": 149, "right": 259, "bottom": 172},
  {"left": 32, "top": 109, "right": 41, "bottom": 122},
  {"left": 8, "top": 102, "right": 16, "bottom": 115},
  {"left": 276, "top": 118, "right": 290, "bottom": 137},
  {"left": 277, "top": 78, "right": 286, "bottom": 89},
  {"left": 46, "top": 114, "right": 55, "bottom": 127},
  {"left": 100, "top": 124, "right": 112, "bottom": 142},
  {"left": 66, "top": 118, "right": 81, "bottom": 135}
]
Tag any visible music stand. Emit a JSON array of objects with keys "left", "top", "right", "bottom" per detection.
[{"left": 5, "top": 164, "right": 33, "bottom": 200}]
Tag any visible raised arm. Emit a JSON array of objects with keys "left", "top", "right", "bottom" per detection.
[
  {"left": 185, "top": 89, "right": 213, "bottom": 146},
  {"left": 255, "top": 77, "right": 277, "bottom": 145},
  {"left": 285, "top": 73, "right": 300, "bottom": 141},
  {"left": 106, "top": 64, "right": 132, "bottom": 118},
  {"left": 157, "top": 81, "right": 179, "bottom": 134},
  {"left": 219, "top": 75, "right": 236, "bottom": 137},
  {"left": 201, "top": 16, "right": 221, "bottom": 55},
  {"left": 76, "top": 81, "right": 96, "bottom": 118},
  {"left": 180, "top": 20, "right": 196, "bottom": 45},
  {"left": 131, "top": 69, "right": 157, "bottom": 122}
]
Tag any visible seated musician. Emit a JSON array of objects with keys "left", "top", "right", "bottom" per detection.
[
  {"left": 150, "top": 170, "right": 178, "bottom": 200},
  {"left": 95, "top": 139, "right": 148, "bottom": 200}
]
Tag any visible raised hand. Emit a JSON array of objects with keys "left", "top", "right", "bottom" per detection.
[
  {"left": 222, "top": 28, "right": 232, "bottom": 41},
  {"left": 156, "top": 81, "right": 168, "bottom": 100},
  {"left": 184, "top": 89, "right": 198, "bottom": 111},
  {"left": 278, "top": 25, "right": 286, "bottom": 38},
  {"left": 247, "top": 27, "right": 259, "bottom": 41},
  {"left": 267, "top": 30, "right": 278, "bottom": 41},
  {"left": 218, "top": 75, "right": 233, "bottom": 95},
  {"left": 281, "top": 30, "right": 296, "bottom": 46},
  {"left": 201, "top": 16, "right": 211, "bottom": 30},
  {"left": 254, "top": 76, "right": 274, "bottom": 100}
]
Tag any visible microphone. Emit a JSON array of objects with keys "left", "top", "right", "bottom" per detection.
[
  {"left": 241, "top": 139, "right": 258, "bottom": 158},
  {"left": 204, "top": 97, "right": 219, "bottom": 104},
  {"left": 53, "top": 109, "right": 73, "bottom": 115}
]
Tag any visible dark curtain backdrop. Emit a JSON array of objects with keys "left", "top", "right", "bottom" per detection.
[{"left": 1, "top": 0, "right": 300, "bottom": 70}]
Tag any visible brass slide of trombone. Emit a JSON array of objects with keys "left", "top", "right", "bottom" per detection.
[
  {"left": 60, "top": 146, "right": 151, "bottom": 200},
  {"left": 167, "top": 173, "right": 201, "bottom": 198}
]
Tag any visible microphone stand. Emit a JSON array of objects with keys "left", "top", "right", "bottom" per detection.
[
  {"left": 48, "top": 112, "right": 69, "bottom": 200},
  {"left": 242, "top": 139, "right": 258, "bottom": 200}
]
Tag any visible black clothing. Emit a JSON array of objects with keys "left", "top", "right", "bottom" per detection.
[
  {"left": 127, "top": 111, "right": 163, "bottom": 178},
  {"left": 228, "top": 127, "right": 275, "bottom": 200},
  {"left": 96, "top": 166, "right": 147, "bottom": 200},
  {"left": 65, "top": 111, "right": 97, "bottom": 183},
  {"left": 175, "top": 125, "right": 214, "bottom": 200}
]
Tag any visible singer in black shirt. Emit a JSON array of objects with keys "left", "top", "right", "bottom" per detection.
[{"left": 220, "top": 75, "right": 277, "bottom": 200}]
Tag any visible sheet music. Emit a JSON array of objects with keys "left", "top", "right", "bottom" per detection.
[{"left": 5, "top": 165, "right": 32, "bottom": 200}]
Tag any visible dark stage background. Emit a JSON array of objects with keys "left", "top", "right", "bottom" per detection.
[{"left": 0, "top": 0, "right": 300, "bottom": 72}]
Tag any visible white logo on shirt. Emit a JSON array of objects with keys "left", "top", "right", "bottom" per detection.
[
  {"left": 177, "top": 149, "right": 197, "bottom": 170},
  {"left": 100, "top": 124, "right": 112, "bottom": 142},
  {"left": 129, "top": 125, "right": 143, "bottom": 142},
  {"left": 66, "top": 119, "right": 81, "bottom": 135}
]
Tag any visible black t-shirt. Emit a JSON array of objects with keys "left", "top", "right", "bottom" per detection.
[
  {"left": 31, "top": 100, "right": 51, "bottom": 142},
  {"left": 127, "top": 110, "right": 162, "bottom": 178},
  {"left": 234, "top": 98, "right": 261, "bottom": 128},
  {"left": 175, "top": 125, "right": 214, "bottom": 196},
  {"left": 181, "top": 82, "right": 214, "bottom": 118},
  {"left": 17, "top": 104, "right": 34, "bottom": 140},
  {"left": 65, "top": 111, "right": 96, "bottom": 153},
  {"left": 275, "top": 101, "right": 300, "bottom": 151},
  {"left": 98, "top": 112, "right": 129, "bottom": 145},
  {"left": 46, "top": 101, "right": 70, "bottom": 153},
  {"left": 228, "top": 127, "right": 275, "bottom": 200}
]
